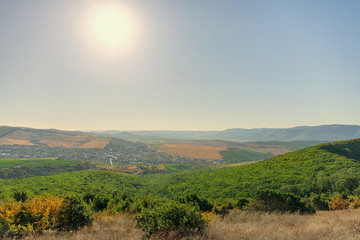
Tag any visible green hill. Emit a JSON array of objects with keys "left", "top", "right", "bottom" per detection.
[
  {"left": 152, "top": 138, "right": 360, "bottom": 199},
  {"left": 1, "top": 138, "right": 360, "bottom": 200}
]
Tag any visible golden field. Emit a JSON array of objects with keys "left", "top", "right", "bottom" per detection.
[{"left": 154, "top": 144, "right": 227, "bottom": 160}]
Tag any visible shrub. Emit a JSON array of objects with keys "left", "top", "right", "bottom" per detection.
[
  {"left": 347, "top": 195, "right": 360, "bottom": 209},
  {"left": 250, "top": 189, "right": 313, "bottom": 214},
  {"left": 328, "top": 195, "right": 348, "bottom": 210},
  {"left": 0, "top": 196, "right": 63, "bottom": 237},
  {"left": 213, "top": 200, "right": 234, "bottom": 217},
  {"left": 236, "top": 197, "right": 250, "bottom": 209},
  {"left": 56, "top": 196, "right": 94, "bottom": 231},
  {"left": 309, "top": 193, "right": 329, "bottom": 210},
  {"left": 83, "top": 193, "right": 110, "bottom": 212},
  {"left": 175, "top": 194, "right": 213, "bottom": 212},
  {"left": 0, "top": 215, "right": 9, "bottom": 238},
  {"left": 135, "top": 201, "right": 205, "bottom": 238},
  {"left": 12, "top": 191, "right": 29, "bottom": 202},
  {"left": 14, "top": 196, "right": 63, "bottom": 233}
]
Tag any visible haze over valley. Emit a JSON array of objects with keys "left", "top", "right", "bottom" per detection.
[{"left": 1, "top": 0, "right": 360, "bottom": 239}]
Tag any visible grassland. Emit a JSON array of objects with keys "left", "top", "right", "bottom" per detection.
[{"left": 19, "top": 209, "right": 360, "bottom": 240}]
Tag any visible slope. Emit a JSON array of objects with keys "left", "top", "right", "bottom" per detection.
[
  {"left": 151, "top": 138, "right": 360, "bottom": 199},
  {"left": 1, "top": 138, "right": 360, "bottom": 200}
]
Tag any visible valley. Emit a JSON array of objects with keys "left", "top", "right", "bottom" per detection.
[{"left": 1, "top": 125, "right": 360, "bottom": 239}]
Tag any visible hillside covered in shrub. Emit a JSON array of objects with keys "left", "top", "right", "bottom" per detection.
[{"left": 0, "top": 138, "right": 360, "bottom": 200}]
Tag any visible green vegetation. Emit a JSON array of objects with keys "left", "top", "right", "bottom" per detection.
[
  {"left": 250, "top": 189, "right": 313, "bottom": 213},
  {"left": 0, "top": 171, "right": 141, "bottom": 199},
  {"left": 220, "top": 148, "right": 272, "bottom": 163},
  {"left": 1, "top": 138, "right": 360, "bottom": 201},
  {"left": 20, "top": 159, "right": 78, "bottom": 166},
  {"left": 0, "top": 160, "right": 27, "bottom": 168},
  {"left": 106, "top": 137, "right": 136, "bottom": 147},
  {"left": 0, "top": 195, "right": 94, "bottom": 238},
  {"left": 1, "top": 138, "right": 360, "bottom": 238},
  {"left": 164, "top": 164, "right": 201, "bottom": 173},
  {"left": 0, "top": 159, "right": 96, "bottom": 180},
  {"left": 135, "top": 201, "right": 205, "bottom": 238}
]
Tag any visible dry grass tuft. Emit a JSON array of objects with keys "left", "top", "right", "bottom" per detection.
[
  {"left": 13, "top": 209, "right": 360, "bottom": 240},
  {"left": 204, "top": 209, "right": 360, "bottom": 240},
  {"left": 24, "top": 214, "right": 144, "bottom": 240}
]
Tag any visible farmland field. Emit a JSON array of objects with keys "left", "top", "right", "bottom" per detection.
[
  {"left": 0, "top": 129, "right": 111, "bottom": 148},
  {"left": 154, "top": 144, "right": 227, "bottom": 160}
]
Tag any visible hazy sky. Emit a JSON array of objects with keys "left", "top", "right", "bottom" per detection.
[{"left": 1, "top": 0, "right": 359, "bottom": 131}]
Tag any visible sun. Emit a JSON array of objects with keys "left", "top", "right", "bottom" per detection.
[{"left": 82, "top": 2, "right": 138, "bottom": 56}]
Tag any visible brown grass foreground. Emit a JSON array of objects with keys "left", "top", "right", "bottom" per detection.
[{"left": 20, "top": 209, "right": 360, "bottom": 240}]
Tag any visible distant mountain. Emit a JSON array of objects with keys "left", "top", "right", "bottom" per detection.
[{"left": 95, "top": 124, "right": 360, "bottom": 142}]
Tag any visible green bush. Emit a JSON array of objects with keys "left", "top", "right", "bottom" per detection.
[
  {"left": 175, "top": 194, "right": 213, "bottom": 212},
  {"left": 12, "top": 191, "right": 29, "bottom": 202},
  {"left": 135, "top": 201, "right": 205, "bottom": 238},
  {"left": 56, "top": 196, "right": 94, "bottom": 231},
  {"left": 250, "top": 189, "right": 314, "bottom": 214},
  {"left": 236, "top": 197, "right": 250, "bottom": 209},
  {"left": 83, "top": 193, "right": 110, "bottom": 212},
  {"left": 0, "top": 216, "right": 9, "bottom": 238},
  {"left": 309, "top": 193, "right": 329, "bottom": 210},
  {"left": 213, "top": 200, "right": 234, "bottom": 216}
]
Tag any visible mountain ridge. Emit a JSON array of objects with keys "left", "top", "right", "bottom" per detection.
[{"left": 95, "top": 124, "right": 360, "bottom": 142}]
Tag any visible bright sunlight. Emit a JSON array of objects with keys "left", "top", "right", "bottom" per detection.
[{"left": 82, "top": 2, "right": 138, "bottom": 56}]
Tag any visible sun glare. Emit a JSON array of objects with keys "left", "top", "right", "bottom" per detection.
[{"left": 83, "top": 2, "right": 138, "bottom": 56}]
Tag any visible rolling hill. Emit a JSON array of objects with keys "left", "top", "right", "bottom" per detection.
[
  {"left": 0, "top": 126, "right": 112, "bottom": 148},
  {"left": 96, "top": 124, "right": 360, "bottom": 142},
  {"left": 0, "top": 126, "right": 186, "bottom": 166},
  {"left": 1, "top": 138, "right": 360, "bottom": 200}
]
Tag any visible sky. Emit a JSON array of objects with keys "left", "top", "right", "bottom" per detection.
[{"left": 0, "top": 0, "right": 359, "bottom": 131}]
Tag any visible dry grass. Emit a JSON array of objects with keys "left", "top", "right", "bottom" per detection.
[
  {"left": 155, "top": 144, "right": 227, "bottom": 160},
  {"left": 1, "top": 130, "right": 110, "bottom": 148},
  {"left": 24, "top": 214, "right": 145, "bottom": 240},
  {"left": 0, "top": 137, "right": 34, "bottom": 146},
  {"left": 204, "top": 209, "right": 360, "bottom": 240},
  {"left": 13, "top": 209, "right": 360, "bottom": 240}
]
